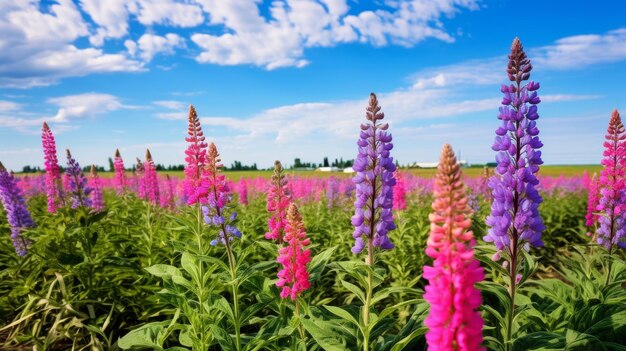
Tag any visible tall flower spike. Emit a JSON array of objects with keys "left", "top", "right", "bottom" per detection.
[
  {"left": 586, "top": 173, "right": 600, "bottom": 227},
  {"left": 597, "top": 110, "right": 626, "bottom": 250},
  {"left": 89, "top": 165, "right": 104, "bottom": 212},
  {"left": 485, "top": 37, "right": 545, "bottom": 253},
  {"left": 136, "top": 157, "right": 146, "bottom": 198},
  {"left": 276, "top": 203, "right": 311, "bottom": 300},
  {"left": 393, "top": 171, "right": 407, "bottom": 211},
  {"left": 266, "top": 160, "right": 291, "bottom": 244},
  {"left": 197, "top": 143, "right": 241, "bottom": 245},
  {"left": 113, "top": 149, "right": 127, "bottom": 194},
  {"left": 143, "top": 149, "right": 160, "bottom": 204},
  {"left": 41, "top": 122, "right": 64, "bottom": 212},
  {"left": 65, "top": 149, "right": 92, "bottom": 209},
  {"left": 423, "top": 144, "right": 485, "bottom": 351},
  {"left": 184, "top": 105, "right": 208, "bottom": 204},
  {"left": 351, "top": 93, "right": 396, "bottom": 255},
  {"left": 0, "top": 162, "right": 34, "bottom": 256}
]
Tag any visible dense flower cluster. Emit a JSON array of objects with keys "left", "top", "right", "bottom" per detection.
[
  {"left": 135, "top": 158, "right": 146, "bottom": 198},
  {"left": 393, "top": 171, "right": 407, "bottom": 211},
  {"left": 41, "top": 122, "right": 64, "bottom": 212},
  {"left": 597, "top": 110, "right": 626, "bottom": 250},
  {"left": 65, "top": 149, "right": 92, "bottom": 209},
  {"left": 0, "top": 162, "right": 34, "bottom": 256},
  {"left": 423, "top": 144, "right": 485, "bottom": 351},
  {"left": 586, "top": 173, "right": 600, "bottom": 227},
  {"left": 351, "top": 93, "right": 396, "bottom": 254},
  {"left": 197, "top": 143, "right": 241, "bottom": 245},
  {"left": 237, "top": 178, "right": 249, "bottom": 206},
  {"left": 113, "top": 149, "right": 127, "bottom": 194},
  {"left": 276, "top": 203, "right": 311, "bottom": 300},
  {"left": 183, "top": 105, "right": 208, "bottom": 204},
  {"left": 89, "top": 165, "right": 104, "bottom": 212},
  {"left": 160, "top": 175, "right": 176, "bottom": 210},
  {"left": 143, "top": 149, "right": 160, "bottom": 205},
  {"left": 485, "top": 38, "right": 545, "bottom": 254},
  {"left": 266, "top": 160, "right": 290, "bottom": 244}
]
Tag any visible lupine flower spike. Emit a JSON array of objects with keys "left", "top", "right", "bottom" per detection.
[
  {"left": 135, "top": 158, "right": 146, "bottom": 198},
  {"left": 393, "top": 171, "right": 407, "bottom": 211},
  {"left": 351, "top": 93, "right": 396, "bottom": 256},
  {"left": 276, "top": 203, "right": 311, "bottom": 300},
  {"left": 266, "top": 160, "right": 290, "bottom": 244},
  {"left": 423, "top": 144, "right": 485, "bottom": 351},
  {"left": 183, "top": 105, "right": 208, "bottom": 204},
  {"left": 143, "top": 149, "right": 160, "bottom": 205},
  {"left": 197, "top": 143, "right": 242, "bottom": 245},
  {"left": 41, "top": 122, "right": 64, "bottom": 212},
  {"left": 0, "top": 162, "right": 34, "bottom": 256},
  {"left": 597, "top": 110, "right": 626, "bottom": 251},
  {"left": 585, "top": 173, "right": 600, "bottom": 228},
  {"left": 113, "top": 149, "right": 127, "bottom": 194},
  {"left": 485, "top": 37, "right": 545, "bottom": 345},
  {"left": 89, "top": 165, "right": 104, "bottom": 212},
  {"left": 65, "top": 149, "right": 92, "bottom": 209}
]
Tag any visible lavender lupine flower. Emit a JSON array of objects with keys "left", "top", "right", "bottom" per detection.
[
  {"left": 41, "top": 122, "right": 64, "bottom": 212},
  {"left": 485, "top": 38, "right": 545, "bottom": 255},
  {"left": 65, "top": 149, "right": 92, "bottom": 209},
  {"left": 0, "top": 162, "right": 34, "bottom": 256},
  {"left": 351, "top": 93, "right": 396, "bottom": 255}
]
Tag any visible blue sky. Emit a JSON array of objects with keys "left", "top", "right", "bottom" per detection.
[{"left": 0, "top": 0, "right": 625, "bottom": 171}]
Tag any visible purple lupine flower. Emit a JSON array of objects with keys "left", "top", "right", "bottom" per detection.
[
  {"left": 351, "top": 93, "right": 396, "bottom": 255},
  {"left": 485, "top": 38, "right": 545, "bottom": 255},
  {"left": 0, "top": 162, "right": 34, "bottom": 256},
  {"left": 41, "top": 122, "right": 64, "bottom": 212},
  {"left": 65, "top": 149, "right": 92, "bottom": 209}
]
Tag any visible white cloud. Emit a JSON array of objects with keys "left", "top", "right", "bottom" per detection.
[
  {"left": 127, "top": 33, "right": 185, "bottom": 61},
  {"left": 153, "top": 100, "right": 187, "bottom": 110},
  {"left": 0, "top": 100, "right": 21, "bottom": 112}
]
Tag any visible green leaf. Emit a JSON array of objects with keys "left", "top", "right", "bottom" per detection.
[
  {"left": 301, "top": 317, "right": 348, "bottom": 351},
  {"left": 146, "top": 264, "right": 183, "bottom": 279},
  {"left": 118, "top": 321, "right": 169, "bottom": 350},
  {"left": 325, "top": 306, "right": 361, "bottom": 329},
  {"left": 340, "top": 280, "right": 365, "bottom": 304}
]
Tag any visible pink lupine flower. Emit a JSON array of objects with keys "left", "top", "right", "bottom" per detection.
[
  {"left": 41, "top": 122, "right": 64, "bottom": 212},
  {"left": 266, "top": 161, "right": 291, "bottom": 244},
  {"left": 393, "top": 171, "right": 407, "bottom": 211},
  {"left": 423, "top": 144, "right": 485, "bottom": 351},
  {"left": 237, "top": 178, "right": 249, "bottom": 206},
  {"left": 89, "top": 165, "right": 104, "bottom": 212},
  {"left": 143, "top": 150, "right": 160, "bottom": 205},
  {"left": 586, "top": 173, "right": 600, "bottom": 227},
  {"left": 160, "top": 175, "right": 176, "bottom": 210},
  {"left": 183, "top": 105, "right": 208, "bottom": 204},
  {"left": 276, "top": 203, "right": 311, "bottom": 300},
  {"left": 113, "top": 149, "right": 127, "bottom": 194},
  {"left": 597, "top": 110, "right": 626, "bottom": 250}
]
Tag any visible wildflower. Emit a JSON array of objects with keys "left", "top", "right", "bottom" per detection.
[
  {"left": 160, "top": 175, "right": 176, "bottom": 210},
  {"left": 266, "top": 160, "right": 290, "bottom": 244},
  {"left": 89, "top": 165, "right": 104, "bottom": 211},
  {"left": 197, "top": 143, "right": 241, "bottom": 245},
  {"left": 0, "top": 162, "right": 34, "bottom": 256},
  {"left": 113, "top": 149, "right": 127, "bottom": 194},
  {"left": 276, "top": 203, "right": 311, "bottom": 300},
  {"left": 143, "top": 149, "right": 160, "bottom": 205},
  {"left": 183, "top": 105, "right": 208, "bottom": 204},
  {"left": 485, "top": 37, "right": 545, "bottom": 254},
  {"left": 351, "top": 93, "right": 396, "bottom": 255},
  {"left": 135, "top": 158, "right": 146, "bottom": 198},
  {"left": 41, "top": 122, "right": 64, "bottom": 212},
  {"left": 423, "top": 144, "right": 485, "bottom": 351},
  {"left": 237, "top": 178, "right": 249, "bottom": 206},
  {"left": 65, "top": 149, "right": 92, "bottom": 209},
  {"left": 393, "top": 171, "right": 407, "bottom": 211},
  {"left": 597, "top": 110, "right": 626, "bottom": 250},
  {"left": 585, "top": 173, "right": 600, "bottom": 227}
]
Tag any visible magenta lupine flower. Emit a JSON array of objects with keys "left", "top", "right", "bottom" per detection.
[
  {"left": 143, "top": 150, "right": 160, "bottom": 205},
  {"left": 276, "top": 203, "right": 311, "bottom": 300},
  {"left": 195, "top": 143, "right": 241, "bottom": 245},
  {"left": 65, "top": 149, "right": 92, "bottom": 209},
  {"left": 0, "top": 162, "right": 34, "bottom": 256},
  {"left": 393, "top": 171, "right": 407, "bottom": 211},
  {"left": 135, "top": 157, "right": 146, "bottom": 199},
  {"left": 160, "top": 175, "right": 176, "bottom": 210},
  {"left": 266, "top": 160, "right": 291, "bottom": 244},
  {"left": 237, "top": 178, "right": 249, "bottom": 206},
  {"left": 485, "top": 38, "right": 545, "bottom": 254},
  {"left": 113, "top": 149, "right": 127, "bottom": 194},
  {"left": 586, "top": 173, "right": 600, "bottom": 227},
  {"left": 41, "top": 122, "right": 64, "bottom": 212},
  {"left": 89, "top": 165, "right": 104, "bottom": 212},
  {"left": 183, "top": 105, "right": 208, "bottom": 205},
  {"left": 597, "top": 110, "right": 626, "bottom": 250},
  {"left": 351, "top": 93, "right": 396, "bottom": 255},
  {"left": 423, "top": 145, "right": 485, "bottom": 351}
]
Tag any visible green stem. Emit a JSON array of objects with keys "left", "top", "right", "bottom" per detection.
[
  {"left": 604, "top": 246, "right": 613, "bottom": 287},
  {"left": 506, "top": 242, "right": 518, "bottom": 351},
  {"left": 224, "top": 237, "right": 240, "bottom": 351},
  {"left": 296, "top": 299, "right": 305, "bottom": 341},
  {"left": 363, "top": 240, "right": 374, "bottom": 351},
  {"left": 195, "top": 204, "right": 208, "bottom": 349}
]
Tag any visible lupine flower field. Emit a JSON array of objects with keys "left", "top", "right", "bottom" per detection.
[{"left": 1, "top": 39, "right": 625, "bottom": 351}]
